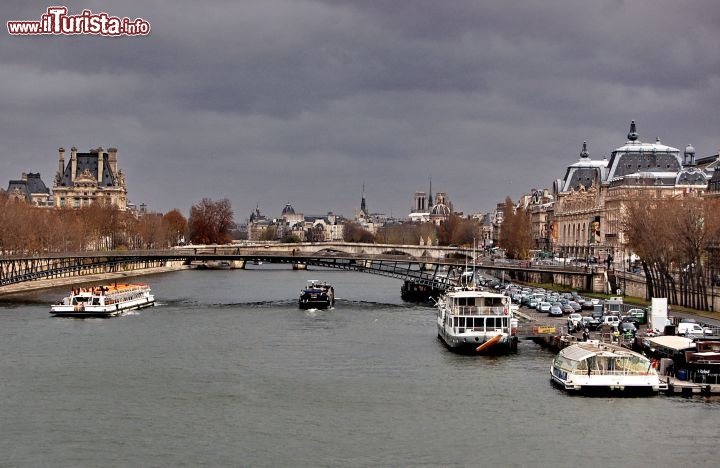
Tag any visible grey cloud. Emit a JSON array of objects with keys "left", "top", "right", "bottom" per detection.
[{"left": 2, "top": 0, "right": 719, "bottom": 221}]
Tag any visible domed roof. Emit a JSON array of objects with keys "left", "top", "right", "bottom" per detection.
[
  {"left": 430, "top": 203, "right": 451, "bottom": 216},
  {"left": 281, "top": 203, "right": 295, "bottom": 215}
]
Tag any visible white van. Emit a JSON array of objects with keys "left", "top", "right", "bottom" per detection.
[
  {"left": 601, "top": 315, "right": 620, "bottom": 328},
  {"left": 677, "top": 322, "right": 711, "bottom": 336}
]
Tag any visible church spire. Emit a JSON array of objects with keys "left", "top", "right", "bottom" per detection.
[
  {"left": 428, "top": 176, "right": 433, "bottom": 206},
  {"left": 360, "top": 183, "right": 367, "bottom": 215}
]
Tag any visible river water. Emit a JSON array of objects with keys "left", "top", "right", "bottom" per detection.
[{"left": 1, "top": 266, "right": 718, "bottom": 467}]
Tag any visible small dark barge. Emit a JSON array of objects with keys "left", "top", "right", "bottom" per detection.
[{"left": 299, "top": 280, "right": 335, "bottom": 310}]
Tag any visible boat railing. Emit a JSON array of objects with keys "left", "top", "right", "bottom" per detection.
[
  {"left": 449, "top": 305, "right": 508, "bottom": 316},
  {"left": 569, "top": 368, "right": 657, "bottom": 377},
  {"left": 454, "top": 327, "right": 506, "bottom": 335}
]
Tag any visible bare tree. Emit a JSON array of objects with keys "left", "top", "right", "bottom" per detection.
[
  {"left": 188, "top": 198, "right": 234, "bottom": 244},
  {"left": 162, "top": 209, "right": 188, "bottom": 246},
  {"left": 626, "top": 197, "right": 720, "bottom": 308},
  {"left": 498, "top": 197, "right": 533, "bottom": 259},
  {"left": 343, "top": 221, "right": 375, "bottom": 243}
]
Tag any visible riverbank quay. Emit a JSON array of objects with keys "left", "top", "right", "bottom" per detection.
[
  {"left": 663, "top": 376, "right": 719, "bottom": 396},
  {"left": 0, "top": 262, "right": 190, "bottom": 297}
]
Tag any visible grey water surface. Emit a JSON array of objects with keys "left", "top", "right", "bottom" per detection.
[{"left": 1, "top": 266, "right": 718, "bottom": 467}]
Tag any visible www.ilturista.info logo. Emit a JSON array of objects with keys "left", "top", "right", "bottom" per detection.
[{"left": 7, "top": 7, "right": 151, "bottom": 36}]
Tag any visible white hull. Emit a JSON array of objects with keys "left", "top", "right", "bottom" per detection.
[
  {"left": 550, "top": 341, "right": 666, "bottom": 394},
  {"left": 437, "top": 324, "right": 513, "bottom": 354},
  {"left": 435, "top": 287, "right": 516, "bottom": 355},
  {"left": 50, "top": 284, "right": 155, "bottom": 318},
  {"left": 50, "top": 296, "right": 155, "bottom": 317}
]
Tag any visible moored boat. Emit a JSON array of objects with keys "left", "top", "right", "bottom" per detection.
[
  {"left": 50, "top": 283, "right": 155, "bottom": 318},
  {"left": 436, "top": 286, "right": 517, "bottom": 354},
  {"left": 550, "top": 341, "right": 666, "bottom": 395},
  {"left": 299, "top": 280, "right": 335, "bottom": 310}
]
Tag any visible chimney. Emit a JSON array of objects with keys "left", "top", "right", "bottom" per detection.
[
  {"left": 70, "top": 146, "right": 78, "bottom": 182},
  {"left": 21, "top": 172, "right": 27, "bottom": 181},
  {"left": 108, "top": 147, "right": 118, "bottom": 174},
  {"left": 97, "top": 146, "right": 104, "bottom": 183},
  {"left": 58, "top": 147, "right": 65, "bottom": 175}
]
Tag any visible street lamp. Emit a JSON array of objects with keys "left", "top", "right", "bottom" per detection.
[{"left": 711, "top": 267, "right": 715, "bottom": 313}]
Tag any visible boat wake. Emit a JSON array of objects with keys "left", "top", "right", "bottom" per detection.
[{"left": 337, "top": 299, "right": 418, "bottom": 309}]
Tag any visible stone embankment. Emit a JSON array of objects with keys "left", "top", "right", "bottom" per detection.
[{"left": 0, "top": 262, "right": 190, "bottom": 297}]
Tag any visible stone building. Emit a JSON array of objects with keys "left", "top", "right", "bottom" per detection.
[
  {"left": 247, "top": 203, "right": 345, "bottom": 242},
  {"left": 53, "top": 146, "right": 128, "bottom": 210},
  {"left": 552, "top": 121, "right": 712, "bottom": 265},
  {"left": 5, "top": 172, "right": 51, "bottom": 206},
  {"left": 518, "top": 188, "right": 554, "bottom": 252}
]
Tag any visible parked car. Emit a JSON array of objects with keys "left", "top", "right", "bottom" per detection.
[
  {"left": 619, "top": 315, "right": 639, "bottom": 328},
  {"left": 561, "top": 303, "right": 575, "bottom": 315},
  {"left": 581, "top": 316, "right": 601, "bottom": 331},
  {"left": 617, "top": 321, "right": 637, "bottom": 338},
  {"left": 549, "top": 305, "right": 564, "bottom": 317},
  {"left": 601, "top": 315, "right": 621, "bottom": 329},
  {"left": 567, "top": 313, "right": 583, "bottom": 331},
  {"left": 568, "top": 301, "right": 582, "bottom": 312},
  {"left": 626, "top": 308, "right": 646, "bottom": 324},
  {"left": 537, "top": 302, "right": 552, "bottom": 313}
]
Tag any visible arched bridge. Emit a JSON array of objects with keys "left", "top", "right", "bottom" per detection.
[{"left": 0, "top": 242, "right": 603, "bottom": 293}]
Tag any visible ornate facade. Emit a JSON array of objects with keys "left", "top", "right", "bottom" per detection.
[
  {"left": 552, "top": 122, "right": 712, "bottom": 265},
  {"left": 6, "top": 172, "right": 51, "bottom": 206},
  {"left": 53, "top": 146, "right": 128, "bottom": 210}
]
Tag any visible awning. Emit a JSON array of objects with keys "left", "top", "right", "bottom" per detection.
[{"left": 645, "top": 335, "right": 695, "bottom": 352}]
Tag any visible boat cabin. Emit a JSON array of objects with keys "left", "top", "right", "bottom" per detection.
[{"left": 446, "top": 292, "right": 508, "bottom": 316}]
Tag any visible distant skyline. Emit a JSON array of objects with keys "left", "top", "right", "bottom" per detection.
[{"left": 2, "top": 1, "right": 719, "bottom": 221}]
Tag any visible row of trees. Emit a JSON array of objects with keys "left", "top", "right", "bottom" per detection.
[
  {"left": 625, "top": 197, "right": 720, "bottom": 310},
  {"left": 0, "top": 192, "right": 238, "bottom": 253}
]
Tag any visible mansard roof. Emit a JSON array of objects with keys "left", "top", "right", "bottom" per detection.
[
  {"left": 57, "top": 150, "right": 117, "bottom": 187},
  {"left": 559, "top": 141, "right": 607, "bottom": 192},
  {"left": 605, "top": 124, "right": 681, "bottom": 181},
  {"left": 559, "top": 122, "right": 705, "bottom": 193},
  {"left": 7, "top": 173, "right": 50, "bottom": 199}
]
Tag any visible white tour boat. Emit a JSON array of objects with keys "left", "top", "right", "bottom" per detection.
[
  {"left": 436, "top": 286, "right": 518, "bottom": 354},
  {"left": 550, "top": 341, "right": 667, "bottom": 394},
  {"left": 50, "top": 283, "right": 155, "bottom": 318}
]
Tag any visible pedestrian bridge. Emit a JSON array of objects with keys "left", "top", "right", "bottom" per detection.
[{"left": 0, "top": 242, "right": 601, "bottom": 293}]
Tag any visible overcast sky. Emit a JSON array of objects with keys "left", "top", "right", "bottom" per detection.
[{"left": 2, "top": 0, "right": 719, "bottom": 222}]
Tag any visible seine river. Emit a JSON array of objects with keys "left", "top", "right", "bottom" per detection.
[{"left": 1, "top": 266, "right": 718, "bottom": 467}]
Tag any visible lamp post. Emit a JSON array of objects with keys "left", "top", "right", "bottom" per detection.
[
  {"left": 574, "top": 239, "right": 578, "bottom": 262},
  {"left": 711, "top": 267, "right": 715, "bottom": 313},
  {"left": 624, "top": 255, "right": 629, "bottom": 297}
]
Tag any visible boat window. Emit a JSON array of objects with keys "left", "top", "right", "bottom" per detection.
[{"left": 486, "top": 317, "right": 496, "bottom": 328}]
